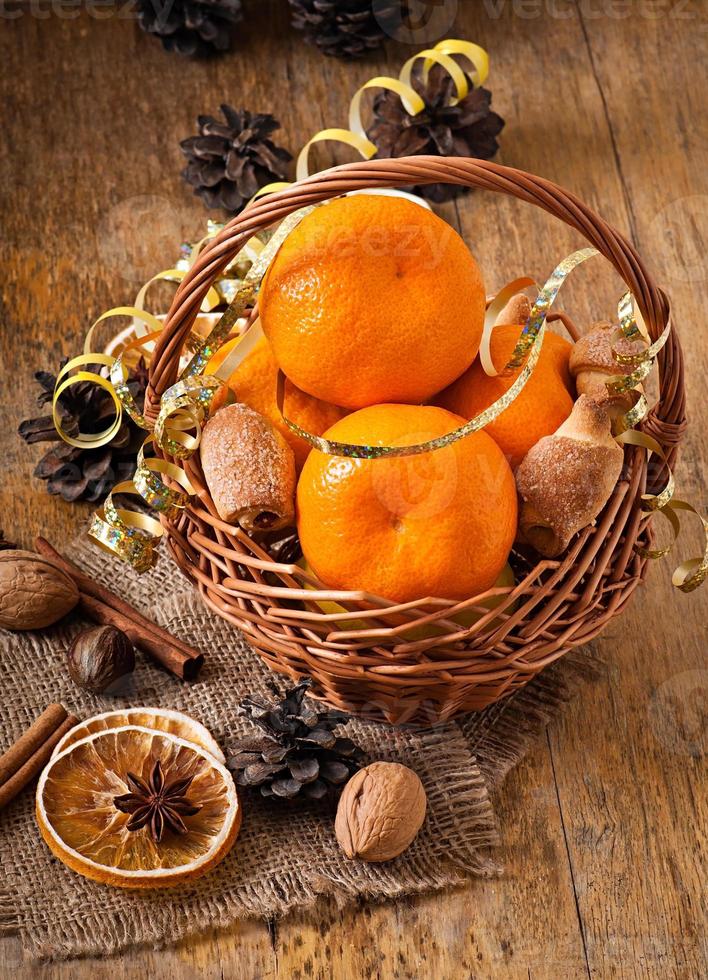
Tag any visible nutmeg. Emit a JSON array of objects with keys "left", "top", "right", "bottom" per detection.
[
  {"left": 335, "top": 762, "right": 427, "bottom": 862},
  {"left": 66, "top": 625, "right": 135, "bottom": 692},
  {"left": 0, "top": 550, "right": 79, "bottom": 631}
]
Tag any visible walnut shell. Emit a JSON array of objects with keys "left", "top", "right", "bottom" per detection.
[
  {"left": 0, "top": 550, "right": 79, "bottom": 631},
  {"left": 334, "top": 762, "right": 427, "bottom": 862}
]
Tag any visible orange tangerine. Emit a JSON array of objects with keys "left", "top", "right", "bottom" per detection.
[
  {"left": 437, "top": 325, "right": 575, "bottom": 469},
  {"left": 259, "top": 194, "right": 486, "bottom": 409},
  {"left": 296, "top": 404, "right": 517, "bottom": 604}
]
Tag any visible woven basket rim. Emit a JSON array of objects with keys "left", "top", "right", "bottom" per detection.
[{"left": 144, "top": 156, "right": 685, "bottom": 724}]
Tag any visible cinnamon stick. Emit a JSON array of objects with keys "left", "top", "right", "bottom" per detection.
[
  {"left": 35, "top": 537, "right": 202, "bottom": 664},
  {"left": 78, "top": 593, "right": 203, "bottom": 681},
  {"left": 0, "top": 711, "right": 78, "bottom": 811},
  {"left": 0, "top": 703, "right": 67, "bottom": 786},
  {"left": 35, "top": 537, "right": 204, "bottom": 681}
]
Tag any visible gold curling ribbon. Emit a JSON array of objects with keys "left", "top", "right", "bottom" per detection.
[
  {"left": 53, "top": 311, "right": 163, "bottom": 448},
  {"left": 256, "top": 37, "right": 490, "bottom": 196},
  {"left": 479, "top": 276, "right": 538, "bottom": 377},
  {"left": 616, "top": 429, "right": 707, "bottom": 593},
  {"left": 610, "top": 291, "right": 672, "bottom": 434},
  {"left": 133, "top": 269, "right": 222, "bottom": 322},
  {"left": 56, "top": 208, "right": 315, "bottom": 571}
]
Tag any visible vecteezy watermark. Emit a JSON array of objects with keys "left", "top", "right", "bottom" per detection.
[
  {"left": 0, "top": 0, "right": 139, "bottom": 20},
  {"left": 648, "top": 669, "right": 708, "bottom": 758},
  {"left": 647, "top": 194, "right": 708, "bottom": 284},
  {"left": 477, "top": 0, "right": 696, "bottom": 19},
  {"left": 95, "top": 194, "right": 187, "bottom": 284},
  {"left": 373, "top": 0, "right": 458, "bottom": 44}
]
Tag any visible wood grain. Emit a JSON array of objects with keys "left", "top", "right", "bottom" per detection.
[{"left": 0, "top": 2, "right": 706, "bottom": 977}]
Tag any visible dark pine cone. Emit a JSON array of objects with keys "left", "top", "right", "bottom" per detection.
[
  {"left": 288, "top": 0, "right": 401, "bottom": 60},
  {"left": 227, "top": 679, "right": 364, "bottom": 802},
  {"left": 136, "top": 0, "right": 242, "bottom": 57},
  {"left": 181, "top": 105, "right": 292, "bottom": 214},
  {"left": 367, "top": 63, "right": 505, "bottom": 203},
  {"left": 18, "top": 358, "right": 149, "bottom": 504}
]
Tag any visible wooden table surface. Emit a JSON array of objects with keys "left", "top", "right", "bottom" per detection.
[{"left": 1, "top": 2, "right": 706, "bottom": 977}]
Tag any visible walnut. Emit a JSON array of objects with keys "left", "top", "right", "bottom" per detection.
[
  {"left": 334, "top": 762, "right": 427, "bottom": 862},
  {"left": 66, "top": 625, "right": 135, "bottom": 692},
  {"left": 0, "top": 550, "right": 79, "bottom": 631}
]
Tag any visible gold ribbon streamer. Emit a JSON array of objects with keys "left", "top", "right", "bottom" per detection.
[
  {"left": 56, "top": 208, "right": 314, "bottom": 570},
  {"left": 265, "top": 38, "right": 491, "bottom": 192},
  {"left": 610, "top": 291, "right": 672, "bottom": 434},
  {"left": 616, "top": 430, "right": 707, "bottom": 592},
  {"left": 479, "top": 276, "right": 538, "bottom": 377},
  {"left": 53, "top": 311, "right": 163, "bottom": 448}
]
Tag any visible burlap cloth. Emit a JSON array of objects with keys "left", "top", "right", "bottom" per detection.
[{"left": 0, "top": 538, "right": 590, "bottom": 961}]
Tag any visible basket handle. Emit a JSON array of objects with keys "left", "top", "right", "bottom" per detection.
[{"left": 148, "top": 156, "right": 685, "bottom": 473}]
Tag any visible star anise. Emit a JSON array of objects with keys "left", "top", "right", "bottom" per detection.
[{"left": 113, "top": 759, "right": 201, "bottom": 843}]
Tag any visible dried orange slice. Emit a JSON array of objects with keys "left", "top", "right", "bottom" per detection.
[
  {"left": 37, "top": 726, "right": 240, "bottom": 888},
  {"left": 51, "top": 707, "right": 225, "bottom": 764}
]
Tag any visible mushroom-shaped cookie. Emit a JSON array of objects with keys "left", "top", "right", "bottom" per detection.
[
  {"left": 516, "top": 395, "right": 624, "bottom": 557},
  {"left": 569, "top": 320, "right": 647, "bottom": 419}
]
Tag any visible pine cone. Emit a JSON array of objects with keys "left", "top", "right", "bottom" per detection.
[
  {"left": 367, "top": 63, "right": 505, "bottom": 203},
  {"left": 136, "top": 0, "right": 242, "bottom": 57},
  {"left": 181, "top": 105, "right": 292, "bottom": 214},
  {"left": 227, "top": 679, "right": 364, "bottom": 801},
  {"left": 18, "top": 359, "right": 149, "bottom": 504},
  {"left": 289, "top": 0, "right": 400, "bottom": 60}
]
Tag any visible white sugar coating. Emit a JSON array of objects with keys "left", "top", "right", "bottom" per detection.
[
  {"left": 200, "top": 403, "right": 296, "bottom": 528},
  {"left": 555, "top": 395, "right": 616, "bottom": 445},
  {"left": 570, "top": 320, "right": 647, "bottom": 376},
  {"left": 517, "top": 436, "right": 622, "bottom": 544}
]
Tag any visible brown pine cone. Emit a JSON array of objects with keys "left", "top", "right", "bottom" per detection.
[
  {"left": 227, "top": 679, "right": 364, "bottom": 802},
  {"left": 18, "top": 359, "right": 149, "bottom": 504},
  {"left": 136, "top": 0, "right": 242, "bottom": 57},
  {"left": 288, "top": 0, "right": 401, "bottom": 60},
  {"left": 181, "top": 105, "right": 292, "bottom": 214},
  {"left": 367, "top": 63, "right": 505, "bottom": 203}
]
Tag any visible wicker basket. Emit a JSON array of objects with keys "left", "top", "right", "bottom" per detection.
[{"left": 145, "top": 157, "right": 685, "bottom": 726}]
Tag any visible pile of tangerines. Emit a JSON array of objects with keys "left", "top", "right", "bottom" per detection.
[{"left": 215, "top": 194, "right": 575, "bottom": 604}]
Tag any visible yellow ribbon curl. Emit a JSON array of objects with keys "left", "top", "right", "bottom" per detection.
[
  {"left": 55, "top": 207, "right": 314, "bottom": 571},
  {"left": 252, "top": 38, "right": 492, "bottom": 192}
]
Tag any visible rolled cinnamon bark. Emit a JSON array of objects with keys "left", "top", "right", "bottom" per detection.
[
  {"left": 0, "top": 703, "right": 67, "bottom": 786},
  {"left": 35, "top": 538, "right": 202, "bottom": 667},
  {"left": 77, "top": 593, "right": 203, "bottom": 681},
  {"left": 0, "top": 711, "right": 78, "bottom": 811}
]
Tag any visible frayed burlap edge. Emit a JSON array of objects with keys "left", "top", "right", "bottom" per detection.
[{"left": 462, "top": 649, "right": 603, "bottom": 791}]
